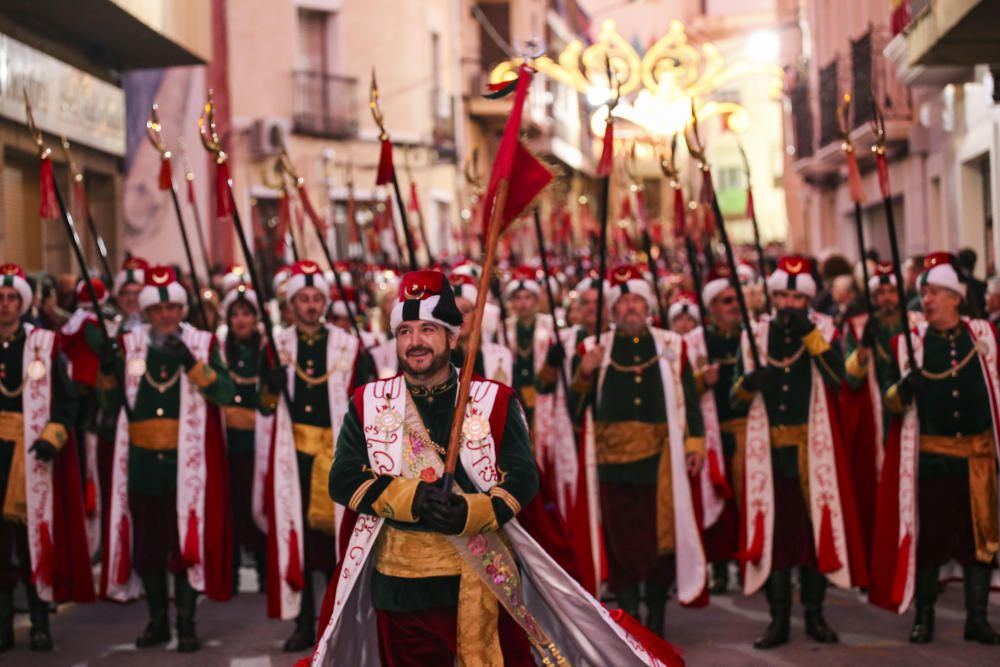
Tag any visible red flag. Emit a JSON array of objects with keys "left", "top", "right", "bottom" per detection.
[
  {"left": 215, "top": 161, "right": 233, "bottom": 218},
  {"left": 481, "top": 64, "right": 553, "bottom": 237},
  {"left": 875, "top": 151, "right": 891, "bottom": 200},
  {"left": 39, "top": 157, "right": 58, "bottom": 219},
  {"left": 845, "top": 149, "right": 865, "bottom": 203},
  {"left": 672, "top": 187, "right": 686, "bottom": 240},
  {"left": 376, "top": 138, "right": 395, "bottom": 186},
  {"left": 158, "top": 155, "right": 173, "bottom": 191},
  {"left": 597, "top": 120, "right": 614, "bottom": 177},
  {"left": 407, "top": 181, "right": 421, "bottom": 213}
]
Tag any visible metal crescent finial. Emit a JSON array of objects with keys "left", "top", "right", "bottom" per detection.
[
  {"left": 60, "top": 136, "right": 83, "bottom": 183},
  {"left": 22, "top": 89, "right": 50, "bottom": 160},
  {"left": 604, "top": 54, "right": 622, "bottom": 118},
  {"left": 464, "top": 147, "right": 482, "bottom": 190},
  {"left": 146, "top": 104, "right": 171, "bottom": 157},
  {"left": 683, "top": 98, "right": 707, "bottom": 165},
  {"left": 869, "top": 86, "right": 886, "bottom": 156},
  {"left": 369, "top": 69, "right": 388, "bottom": 141},
  {"left": 836, "top": 93, "right": 857, "bottom": 156},
  {"left": 658, "top": 133, "right": 680, "bottom": 183},
  {"left": 198, "top": 90, "right": 227, "bottom": 163},
  {"left": 262, "top": 158, "right": 285, "bottom": 190}
]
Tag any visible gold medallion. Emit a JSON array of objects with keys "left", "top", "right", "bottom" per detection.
[
  {"left": 462, "top": 414, "right": 490, "bottom": 442},
  {"left": 127, "top": 357, "right": 147, "bottom": 378},
  {"left": 26, "top": 359, "right": 46, "bottom": 381},
  {"left": 376, "top": 408, "right": 403, "bottom": 433}
]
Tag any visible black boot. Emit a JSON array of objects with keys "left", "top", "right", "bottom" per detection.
[
  {"left": 754, "top": 570, "right": 791, "bottom": 649},
  {"left": 709, "top": 562, "right": 729, "bottom": 595},
  {"left": 175, "top": 573, "right": 201, "bottom": 653},
  {"left": 136, "top": 570, "right": 171, "bottom": 648},
  {"left": 283, "top": 574, "right": 315, "bottom": 652},
  {"left": 644, "top": 583, "right": 668, "bottom": 637},
  {"left": 25, "top": 584, "right": 52, "bottom": 651},
  {"left": 909, "top": 567, "right": 938, "bottom": 643},
  {"left": 963, "top": 563, "right": 1000, "bottom": 644},
  {"left": 255, "top": 550, "right": 267, "bottom": 595},
  {"left": 801, "top": 567, "right": 838, "bottom": 643},
  {"left": 613, "top": 584, "right": 641, "bottom": 620},
  {"left": 0, "top": 587, "right": 14, "bottom": 652}
]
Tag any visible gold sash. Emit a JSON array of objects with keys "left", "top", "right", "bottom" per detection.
[
  {"left": 592, "top": 421, "right": 667, "bottom": 465},
  {"left": 0, "top": 411, "right": 25, "bottom": 523},
  {"left": 129, "top": 418, "right": 180, "bottom": 451},
  {"left": 223, "top": 406, "right": 256, "bottom": 431},
  {"left": 292, "top": 423, "right": 336, "bottom": 535},
  {"left": 920, "top": 433, "right": 998, "bottom": 562},
  {"left": 770, "top": 424, "right": 810, "bottom": 509}
]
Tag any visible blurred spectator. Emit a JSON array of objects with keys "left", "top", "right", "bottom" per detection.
[
  {"left": 987, "top": 277, "right": 1000, "bottom": 328},
  {"left": 957, "top": 247, "right": 986, "bottom": 318}
]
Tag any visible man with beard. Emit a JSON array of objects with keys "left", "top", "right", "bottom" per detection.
[
  {"left": 841, "top": 262, "right": 920, "bottom": 553},
  {"left": 503, "top": 267, "right": 552, "bottom": 425},
  {"left": 731, "top": 256, "right": 866, "bottom": 650},
  {"left": 573, "top": 264, "right": 706, "bottom": 635},
  {"left": 871, "top": 252, "right": 1000, "bottom": 644},
  {"left": 449, "top": 273, "right": 512, "bottom": 382},
  {"left": 687, "top": 271, "right": 746, "bottom": 595},
  {"left": 100, "top": 265, "right": 233, "bottom": 652},
  {"left": 315, "top": 269, "right": 682, "bottom": 666},
  {"left": 0, "top": 263, "right": 93, "bottom": 651},
  {"left": 257, "top": 259, "right": 373, "bottom": 652}
]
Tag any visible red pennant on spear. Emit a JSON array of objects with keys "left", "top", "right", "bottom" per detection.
[{"left": 441, "top": 62, "right": 552, "bottom": 492}]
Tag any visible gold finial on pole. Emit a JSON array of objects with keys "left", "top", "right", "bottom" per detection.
[
  {"left": 22, "top": 89, "right": 50, "bottom": 160},
  {"left": 60, "top": 136, "right": 83, "bottom": 183},
  {"left": 683, "top": 98, "right": 707, "bottom": 167},
  {"left": 198, "top": 90, "right": 227, "bottom": 163},
  {"left": 369, "top": 69, "right": 388, "bottom": 141}
]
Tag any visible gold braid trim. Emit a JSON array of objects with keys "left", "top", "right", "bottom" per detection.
[
  {"left": 349, "top": 477, "right": 377, "bottom": 512},
  {"left": 185, "top": 361, "right": 217, "bottom": 389},
  {"left": 488, "top": 486, "right": 522, "bottom": 515}
]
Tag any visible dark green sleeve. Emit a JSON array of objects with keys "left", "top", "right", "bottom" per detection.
[
  {"left": 491, "top": 400, "right": 539, "bottom": 525},
  {"left": 197, "top": 342, "right": 235, "bottom": 407},
  {"left": 83, "top": 320, "right": 104, "bottom": 354},
  {"left": 353, "top": 348, "right": 377, "bottom": 389},
  {"left": 681, "top": 355, "right": 704, "bottom": 438},
  {"left": 256, "top": 346, "right": 279, "bottom": 416},
  {"left": 329, "top": 402, "right": 395, "bottom": 513}
]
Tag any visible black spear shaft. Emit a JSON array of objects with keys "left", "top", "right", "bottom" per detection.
[
  {"left": 853, "top": 202, "right": 874, "bottom": 315},
  {"left": 83, "top": 208, "right": 114, "bottom": 280},
  {"left": 165, "top": 174, "right": 210, "bottom": 328},
  {"left": 684, "top": 235, "right": 709, "bottom": 329},
  {"left": 390, "top": 172, "right": 418, "bottom": 271},
  {"left": 639, "top": 225, "right": 668, "bottom": 326},
  {"left": 882, "top": 197, "right": 915, "bottom": 368},
  {"left": 51, "top": 178, "right": 131, "bottom": 420},
  {"left": 747, "top": 194, "right": 771, "bottom": 313},
  {"left": 533, "top": 208, "right": 570, "bottom": 392},
  {"left": 593, "top": 170, "right": 611, "bottom": 340}
]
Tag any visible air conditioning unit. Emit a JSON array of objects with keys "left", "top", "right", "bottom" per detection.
[{"left": 248, "top": 117, "right": 291, "bottom": 158}]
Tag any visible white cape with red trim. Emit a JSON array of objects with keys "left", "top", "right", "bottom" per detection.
[
  {"left": 889, "top": 318, "right": 1000, "bottom": 612},
  {"left": 580, "top": 326, "right": 708, "bottom": 605},
  {"left": 270, "top": 324, "right": 358, "bottom": 619},
  {"left": 740, "top": 313, "right": 853, "bottom": 594},
  {"left": 104, "top": 324, "right": 213, "bottom": 601},
  {"left": 309, "top": 375, "right": 672, "bottom": 666},
  {"left": 683, "top": 326, "right": 727, "bottom": 529},
  {"left": 20, "top": 325, "right": 57, "bottom": 601}
]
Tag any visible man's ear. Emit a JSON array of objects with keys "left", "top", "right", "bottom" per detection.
[{"left": 446, "top": 330, "right": 458, "bottom": 350}]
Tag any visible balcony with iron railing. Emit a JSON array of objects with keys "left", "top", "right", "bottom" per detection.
[{"left": 292, "top": 70, "right": 359, "bottom": 140}]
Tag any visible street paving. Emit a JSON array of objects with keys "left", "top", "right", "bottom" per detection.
[{"left": 6, "top": 569, "right": 999, "bottom": 666}]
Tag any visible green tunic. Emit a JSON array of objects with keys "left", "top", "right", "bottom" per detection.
[
  {"left": 329, "top": 367, "right": 538, "bottom": 612},
  {"left": 885, "top": 325, "right": 994, "bottom": 478},
  {"left": 591, "top": 331, "right": 705, "bottom": 485},
  {"left": 731, "top": 320, "right": 844, "bottom": 480},
  {"left": 225, "top": 337, "right": 261, "bottom": 456},
  {"left": 100, "top": 334, "right": 234, "bottom": 497},
  {"left": 0, "top": 326, "right": 77, "bottom": 490},
  {"left": 844, "top": 313, "right": 905, "bottom": 394}
]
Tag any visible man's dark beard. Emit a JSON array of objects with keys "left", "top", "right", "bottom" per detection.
[{"left": 398, "top": 347, "right": 451, "bottom": 380}]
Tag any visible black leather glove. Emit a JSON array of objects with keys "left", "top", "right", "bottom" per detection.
[
  {"left": 896, "top": 370, "right": 922, "bottom": 405},
  {"left": 778, "top": 308, "right": 815, "bottom": 337},
  {"left": 29, "top": 439, "right": 57, "bottom": 462},
  {"left": 99, "top": 340, "right": 121, "bottom": 375},
  {"left": 264, "top": 364, "right": 287, "bottom": 394},
  {"left": 413, "top": 482, "right": 468, "bottom": 534},
  {"left": 432, "top": 494, "right": 469, "bottom": 535},
  {"left": 161, "top": 335, "right": 196, "bottom": 371},
  {"left": 742, "top": 367, "right": 774, "bottom": 394},
  {"left": 860, "top": 317, "right": 880, "bottom": 349},
  {"left": 545, "top": 341, "right": 566, "bottom": 368}
]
